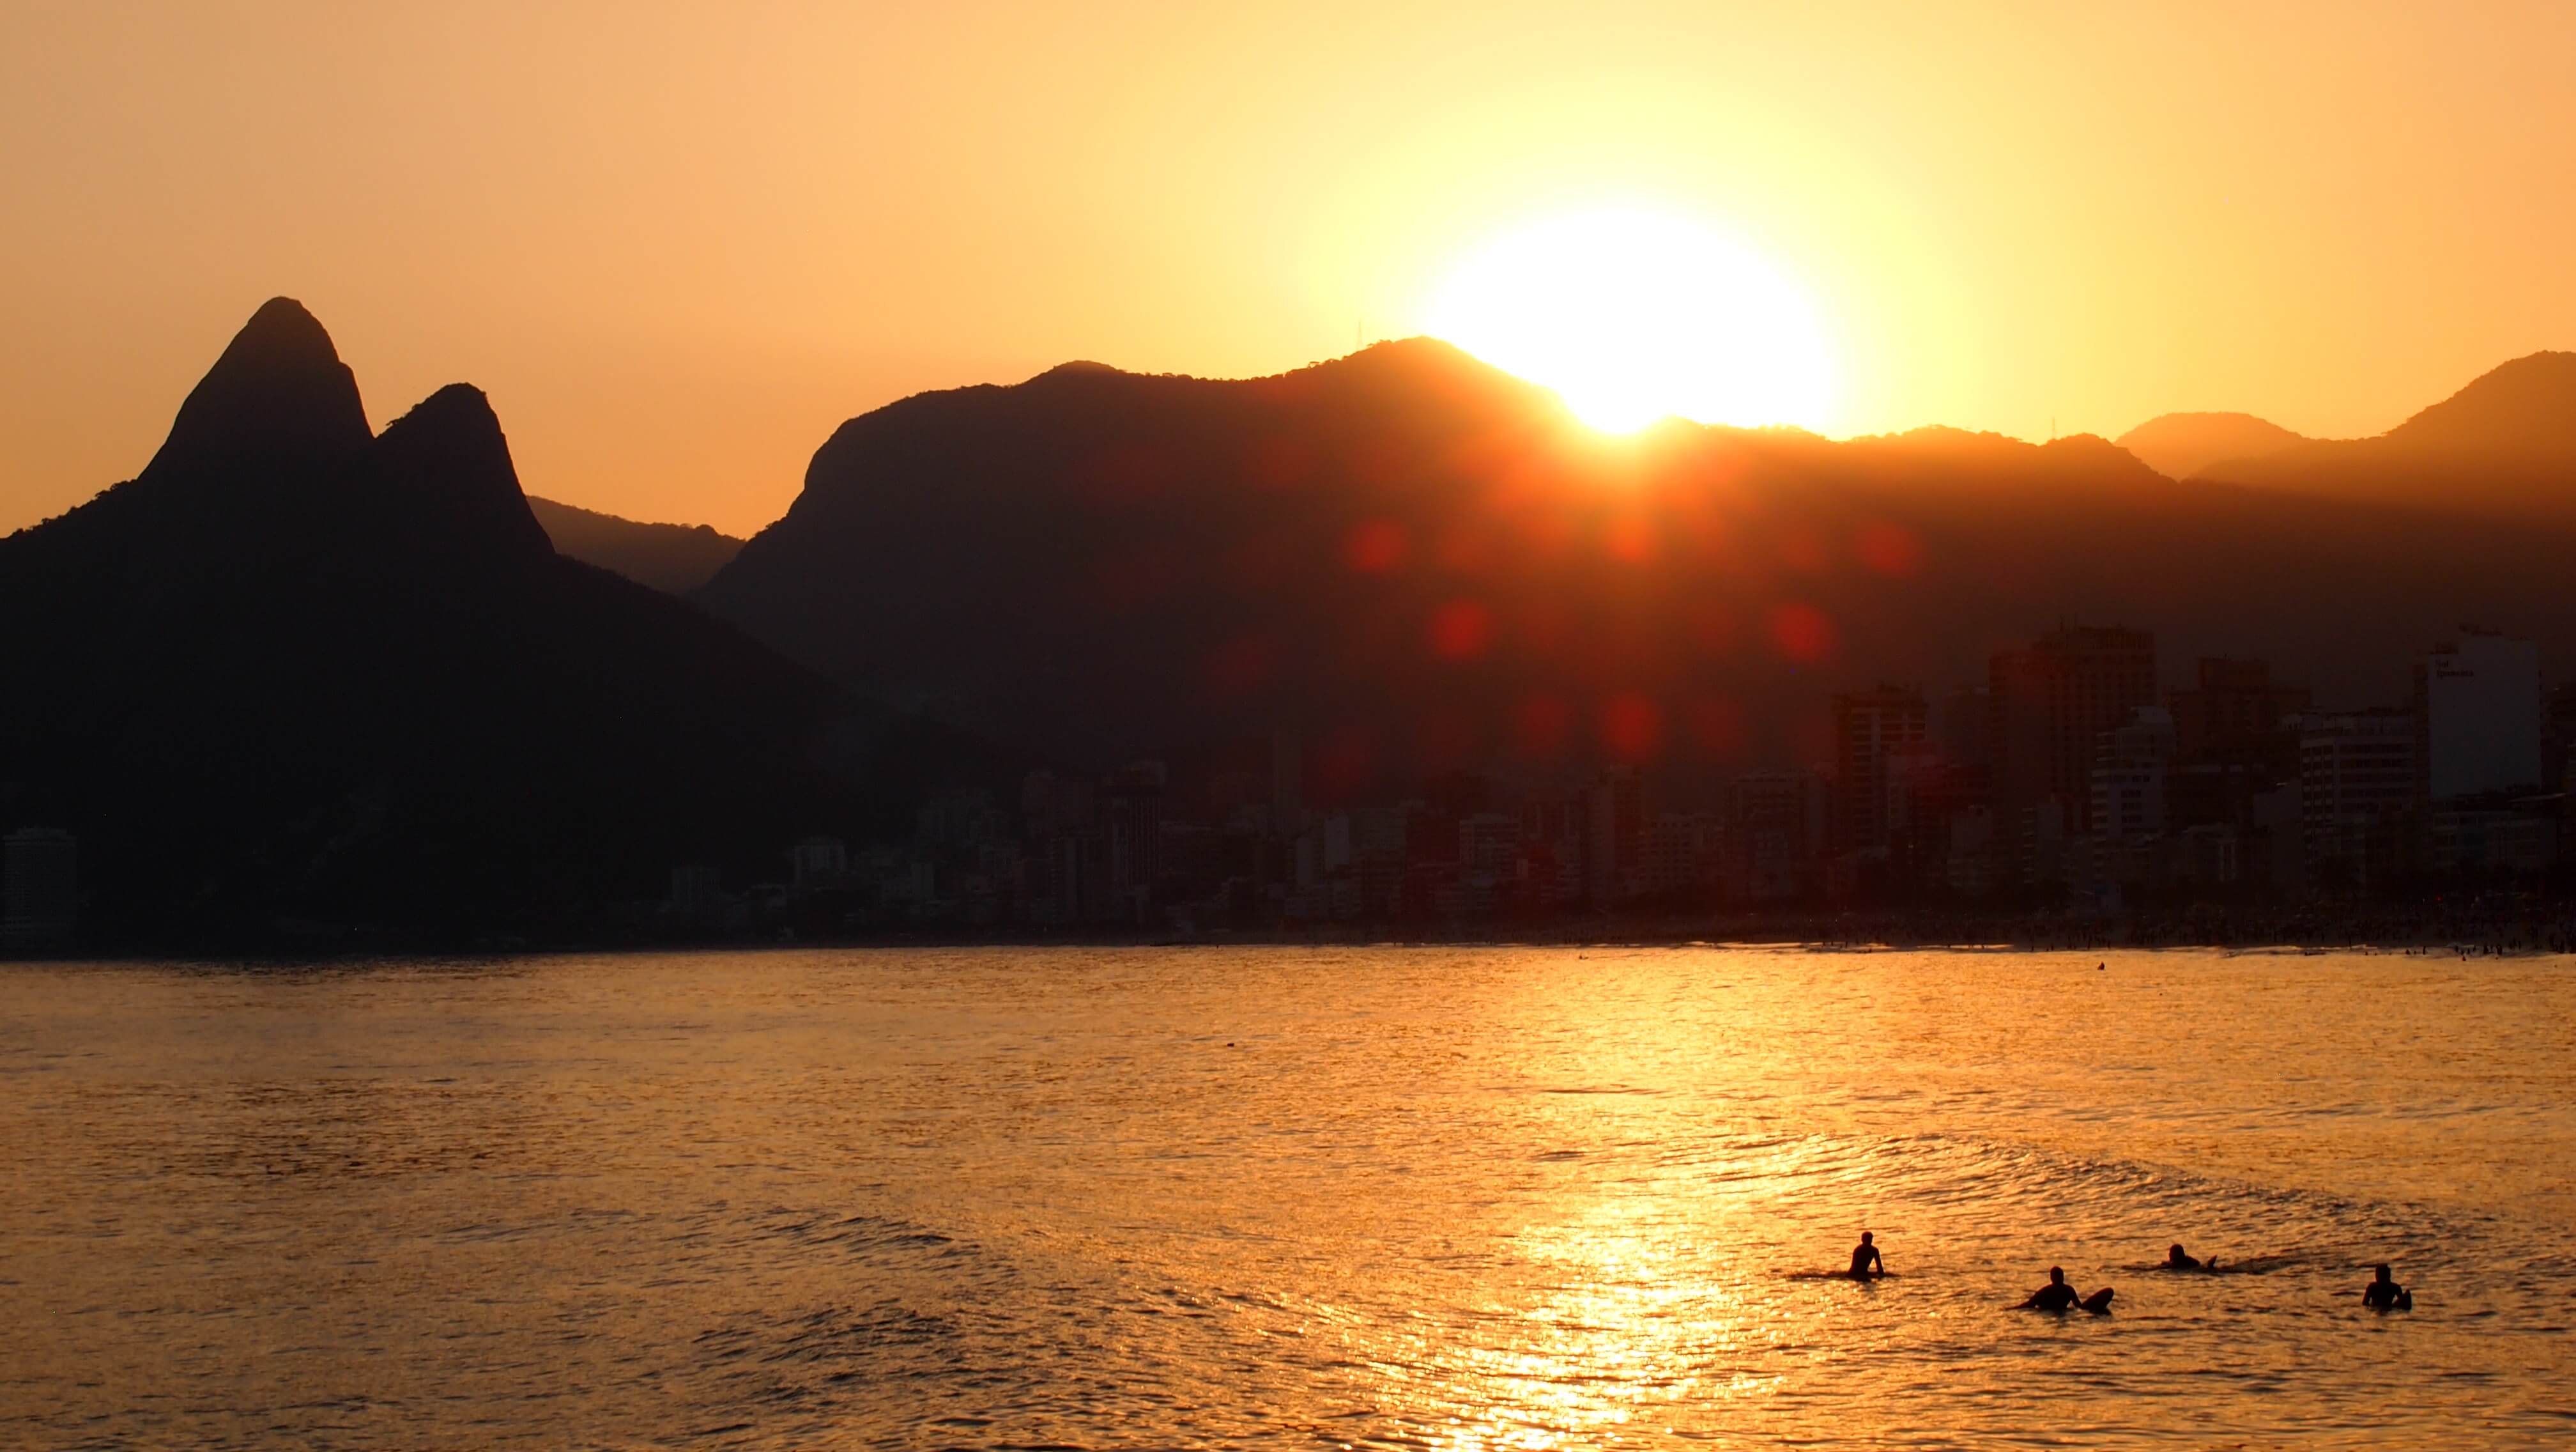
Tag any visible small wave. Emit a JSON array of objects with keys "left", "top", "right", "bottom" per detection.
[{"left": 1533, "top": 1085, "right": 1664, "bottom": 1096}]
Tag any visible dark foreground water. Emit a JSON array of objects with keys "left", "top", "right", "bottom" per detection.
[{"left": 3, "top": 946, "right": 2572, "bottom": 1449}]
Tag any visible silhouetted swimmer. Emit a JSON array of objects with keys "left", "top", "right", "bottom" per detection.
[
  {"left": 2021, "top": 1267, "right": 2113, "bottom": 1313},
  {"left": 2165, "top": 1243, "right": 2214, "bottom": 1272},
  {"left": 1848, "top": 1232, "right": 1885, "bottom": 1280},
  {"left": 2361, "top": 1263, "right": 2412, "bottom": 1311}
]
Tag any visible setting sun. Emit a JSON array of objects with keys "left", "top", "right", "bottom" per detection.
[{"left": 1424, "top": 205, "right": 1837, "bottom": 434}]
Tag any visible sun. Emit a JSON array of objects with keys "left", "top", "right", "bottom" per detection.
[{"left": 1423, "top": 205, "right": 1837, "bottom": 434}]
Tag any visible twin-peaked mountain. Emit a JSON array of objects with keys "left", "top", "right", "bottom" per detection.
[
  {"left": 697, "top": 339, "right": 2576, "bottom": 789},
  {"left": 0, "top": 300, "right": 949, "bottom": 948}
]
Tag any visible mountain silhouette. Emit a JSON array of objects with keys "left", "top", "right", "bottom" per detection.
[
  {"left": 529, "top": 495, "right": 745, "bottom": 594},
  {"left": 699, "top": 339, "right": 2576, "bottom": 791},
  {"left": 149, "top": 296, "right": 372, "bottom": 483},
  {"left": 0, "top": 299, "right": 948, "bottom": 950},
  {"left": 2186, "top": 352, "right": 2576, "bottom": 520},
  {"left": 2115, "top": 411, "right": 2306, "bottom": 481}
]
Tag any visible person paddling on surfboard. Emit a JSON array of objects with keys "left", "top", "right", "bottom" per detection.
[
  {"left": 2361, "top": 1263, "right": 2412, "bottom": 1311},
  {"left": 2165, "top": 1243, "right": 2214, "bottom": 1271},
  {"left": 1848, "top": 1232, "right": 1885, "bottom": 1280},
  {"left": 2021, "top": 1267, "right": 2113, "bottom": 1313}
]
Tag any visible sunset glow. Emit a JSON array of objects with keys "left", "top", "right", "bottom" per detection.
[
  {"left": 1424, "top": 206, "right": 1837, "bottom": 433},
  {"left": 10, "top": 3, "right": 2576, "bottom": 1444}
]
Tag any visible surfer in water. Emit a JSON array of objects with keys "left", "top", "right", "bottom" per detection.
[
  {"left": 2164, "top": 1243, "right": 2215, "bottom": 1271},
  {"left": 1848, "top": 1232, "right": 1885, "bottom": 1281},
  {"left": 2021, "top": 1267, "right": 2114, "bottom": 1313},
  {"left": 2361, "top": 1263, "right": 2412, "bottom": 1311}
]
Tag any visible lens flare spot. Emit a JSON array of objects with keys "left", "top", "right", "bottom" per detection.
[
  {"left": 1343, "top": 519, "right": 1408, "bottom": 574},
  {"left": 1429, "top": 599, "right": 1496, "bottom": 660},
  {"left": 1768, "top": 603, "right": 1837, "bottom": 663},
  {"left": 1600, "top": 692, "right": 1664, "bottom": 762}
]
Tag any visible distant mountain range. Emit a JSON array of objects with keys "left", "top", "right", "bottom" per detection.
[
  {"left": 2173, "top": 353, "right": 2576, "bottom": 523},
  {"left": 2117, "top": 355, "right": 2576, "bottom": 523},
  {"left": 10, "top": 305, "right": 2575, "bottom": 942},
  {"left": 2113, "top": 412, "right": 2308, "bottom": 481},
  {"left": 696, "top": 340, "right": 2576, "bottom": 792},
  {"left": 0, "top": 300, "right": 983, "bottom": 950},
  {"left": 528, "top": 495, "right": 743, "bottom": 594}
]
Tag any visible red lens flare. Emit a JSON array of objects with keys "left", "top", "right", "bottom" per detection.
[
  {"left": 1427, "top": 599, "right": 1496, "bottom": 660},
  {"left": 1600, "top": 691, "right": 1664, "bottom": 762},
  {"left": 1342, "top": 518, "right": 1408, "bottom": 574},
  {"left": 1768, "top": 603, "right": 1837, "bottom": 662}
]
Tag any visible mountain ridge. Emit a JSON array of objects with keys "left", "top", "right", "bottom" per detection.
[
  {"left": 527, "top": 495, "right": 744, "bottom": 594},
  {"left": 700, "top": 337, "right": 2576, "bottom": 788},
  {"left": 2115, "top": 411, "right": 2307, "bottom": 481},
  {"left": 2184, "top": 351, "right": 2576, "bottom": 518}
]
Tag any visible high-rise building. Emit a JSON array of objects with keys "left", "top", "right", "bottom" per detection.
[
  {"left": 1643, "top": 812, "right": 1719, "bottom": 900},
  {"left": 2418, "top": 629, "right": 2542, "bottom": 800},
  {"left": 1584, "top": 767, "right": 1644, "bottom": 906},
  {"left": 1457, "top": 812, "right": 1520, "bottom": 876},
  {"left": 2170, "top": 658, "right": 2311, "bottom": 761},
  {"left": 1935, "top": 684, "right": 1992, "bottom": 776},
  {"left": 2301, "top": 709, "right": 2418, "bottom": 885},
  {"left": 788, "top": 836, "right": 849, "bottom": 890},
  {"left": 2545, "top": 683, "right": 2576, "bottom": 796},
  {"left": 666, "top": 863, "right": 724, "bottom": 918},
  {"left": 1269, "top": 730, "right": 1307, "bottom": 835},
  {"left": 1723, "top": 771, "right": 1828, "bottom": 902},
  {"left": 2086, "top": 706, "right": 2176, "bottom": 886},
  {"left": 2090, "top": 707, "right": 2175, "bottom": 844},
  {"left": 2, "top": 828, "right": 77, "bottom": 955},
  {"left": 1832, "top": 685, "right": 1929, "bottom": 852},
  {"left": 1990, "top": 626, "right": 2158, "bottom": 860},
  {"left": 1107, "top": 761, "right": 1169, "bottom": 906}
]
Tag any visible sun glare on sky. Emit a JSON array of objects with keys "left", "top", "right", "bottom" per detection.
[{"left": 1424, "top": 205, "right": 1837, "bottom": 434}]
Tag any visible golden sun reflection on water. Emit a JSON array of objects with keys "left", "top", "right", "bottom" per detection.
[
  {"left": 1330, "top": 1152, "right": 1816, "bottom": 1447},
  {"left": 7, "top": 947, "right": 2573, "bottom": 1448}
]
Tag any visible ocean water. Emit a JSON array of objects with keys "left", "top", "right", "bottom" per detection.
[{"left": 3, "top": 945, "right": 2571, "bottom": 1449}]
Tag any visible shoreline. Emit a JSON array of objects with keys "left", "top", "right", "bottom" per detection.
[{"left": 13, "top": 920, "right": 2576, "bottom": 968}]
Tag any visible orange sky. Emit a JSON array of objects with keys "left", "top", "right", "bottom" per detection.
[{"left": 5, "top": 1, "right": 2573, "bottom": 537}]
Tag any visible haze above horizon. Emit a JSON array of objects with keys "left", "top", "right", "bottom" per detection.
[{"left": 5, "top": 1, "right": 2573, "bottom": 537}]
